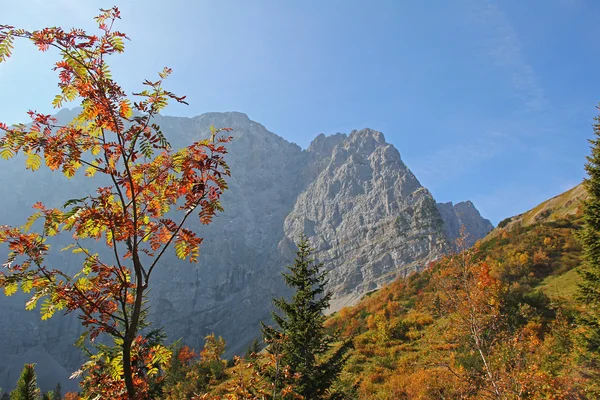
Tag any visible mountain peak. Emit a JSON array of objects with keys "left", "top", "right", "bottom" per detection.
[
  {"left": 436, "top": 201, "right": 494, "bottom": 247},
  {"left": 193, "top": 111, "right": 250, "bottom": 126},
  {"left": 349, "top": 128, "right": 386, "bottom": 144}
]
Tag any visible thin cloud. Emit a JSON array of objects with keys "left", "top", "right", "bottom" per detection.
[
  {"left": 472, "top": 0, "right": 547, "bottom": 112},
  {"left": 413, "top": 129, "right": 526, "bottom": 181}
]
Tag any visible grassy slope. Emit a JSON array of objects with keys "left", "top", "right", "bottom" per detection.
[{"left": 499, "top": 183, "right": 586, "bottom": 229}]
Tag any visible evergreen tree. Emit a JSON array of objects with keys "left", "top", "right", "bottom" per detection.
[
  {"left": 579, "top": 104, "right": 600, "bottom": 390},
  {"left": 1, "top": 393, "right": 9, "bottom": 400},
  {"left": 244, "top": 339, "right": 262, "bottom": 360},
  {"left": 10, "top": 364, "right": 40, "bottom": 400},
  {"left": 262, "top": 236, "right": 351, "bottom": 399},
  {"left": 51, "top": 383, "right": 61, "bottom": 400}
]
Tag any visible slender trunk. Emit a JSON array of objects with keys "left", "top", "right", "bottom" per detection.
[
  {"left": 123, "top": 335, "right": 135, "bottom": 398},
  {"left": 123, "top": 256, "right": 145, "bottom": 399},
  {"left": 471, "top": 325, "right": 502, "bottom": 398}
]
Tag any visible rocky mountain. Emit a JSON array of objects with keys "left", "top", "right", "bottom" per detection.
[
  {"left": 0, "top": 111, "right": 492, "bottom": 391},
  {"left": 436, "top": 201, "right": 494, "bottom": 248}
]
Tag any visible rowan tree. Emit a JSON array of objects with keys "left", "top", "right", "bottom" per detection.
[{"left": 0, "top": 7, "right": 231, "bottom": 399}]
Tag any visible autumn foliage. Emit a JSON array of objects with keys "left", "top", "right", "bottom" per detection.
[
  {"left": 324, "top": 221, "right": 588, "bottom": 399},
  {"left": 0, "top": 7, "right": 231, "bottom": 399}
]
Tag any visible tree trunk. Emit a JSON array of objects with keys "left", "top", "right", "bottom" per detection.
[{"left": 123, "top": 256, "right": 145, "bottom": 399}]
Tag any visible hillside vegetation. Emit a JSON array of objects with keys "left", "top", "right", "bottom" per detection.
[
  {"left": 322, "top": 184, "right": 591, "bottom": 399},
  {"left": 179, "top": 183, "right": 595, "bottom": 399}
]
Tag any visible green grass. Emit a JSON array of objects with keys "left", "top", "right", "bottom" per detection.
[{"left": 540, "top": 267, "right": 582, "bottom": 301}]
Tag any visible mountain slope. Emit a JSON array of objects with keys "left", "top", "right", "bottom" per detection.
[
  {"left": 0, "top": 111, "right": 492, "bottom": 391},
  {"left": 498, "top": 183, "right": 586, "bottom": 229},
  {"left": 323, "top": 183, "right": 586, "bottom": 399}
]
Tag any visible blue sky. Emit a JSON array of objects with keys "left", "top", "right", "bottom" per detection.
[{"left": 1, "top": 0, "right": 599, "bottom": 224}]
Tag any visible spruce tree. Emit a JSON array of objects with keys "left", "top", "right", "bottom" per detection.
[
  {"left": 579, "top": 105, "right": 600, "bottom": 386},
  {"left": 262, "top": 236, "right": 350, "bottom": 399},
  {"left": 51, "top": 383, "right": 61, "bottom": 400},
  {"left": 10, "top": 364, "right": 40, "bottom": 400},
  {"left": 244, "top": 339, "right": 262, "bottom": 359}
]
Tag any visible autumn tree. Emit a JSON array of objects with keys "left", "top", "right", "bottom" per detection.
[
  {"left": 0, "top": 8, "right": 231, "bottom": 399},
  {"left": 432, "top": 232, "right": 579, "bottom": 398},
  {"left": 262, "top": 236, "right": 350, "bottom": 399},
  {"left": 10, "top": 364, "right": 40, "bottom": 400},
  {"left": 433, "top": 237, "right": 505, "bottom": 398},
  {"left": 161, "top": 334, "right": 230, "bottom": 399},
  {"left": 578, "top": 103, "right": 600, "bottom": 393}
]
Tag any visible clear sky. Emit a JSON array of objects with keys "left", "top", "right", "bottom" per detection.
[{"left": 1, "top": 0, "right": 599, "bottom": 224}]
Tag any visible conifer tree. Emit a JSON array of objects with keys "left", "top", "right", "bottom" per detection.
[
  {"left": 50, "top": 384, "right": 61, "bottom": 400},
  {"left": 244, "top": 339, "right": 262, "bottom": 359},
  {"left": 10, "top": 364, "right": 40, "bottom": 400},
  {"left": 579, "top": 104, "right": 600, "bottom": 388},
  {"left": 262, "top": 236, "right": 350, "bottom": 399}
]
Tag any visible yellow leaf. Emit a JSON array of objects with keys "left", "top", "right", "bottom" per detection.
[
  {"left": 61, "top": 243, "right": 75, "bottom": 252},
  {"left": 22, "top": 212, "right": 42, "bottom": 232},
  {"left": 52, "top": 94, "right": 64, "bottom": 108},
  {"left": 0, "top": 146, "right": 15, "bottom": 160},
  {"left": 85, "top": 166, "right": 97, "bottom": 177},
  {"left": 25, "top": 296, "right": 39, "bottom": 311},
  {"left": 25, "top": 152, "right": 42, "bottom": 171},
  {"left": 119, "top": 100, "right": 132, "bottom": 118},
  {"left": 21, "top": 279, "right": 33, "bottom": 293},
  {"left": 4, "top": 281, "right": 18, "bottom": 296}
]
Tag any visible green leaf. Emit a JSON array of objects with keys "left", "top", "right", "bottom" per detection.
[
  {"left": 63, "top": 197, "right": 88, "bottom": 208},
  {"left": 63, "top": 206, "right": 81, "bottom": 220}
]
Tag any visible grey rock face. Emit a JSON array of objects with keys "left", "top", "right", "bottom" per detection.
[
  {"left": 0, "top": 111, "right": 491, "bottom": 391},
  {"left": 436, "top": 201, "right": 494, "bottom": 247},
  {"left": 282, "top": 129, "right": 448, "bottom": 310}
]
